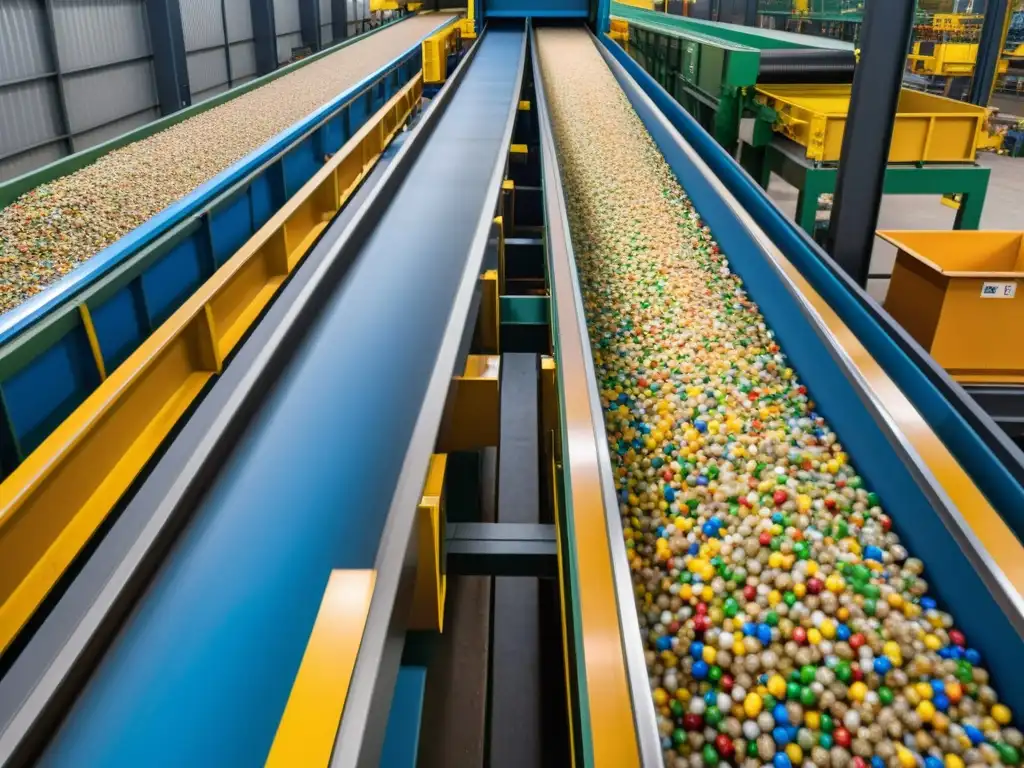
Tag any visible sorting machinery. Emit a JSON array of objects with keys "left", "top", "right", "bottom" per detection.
[
  {"left": 614, "top": 3, "right": 993, "bottom": 237},
  {"left": 0, "top": 2, "right": 1022, "bottom": 767}
]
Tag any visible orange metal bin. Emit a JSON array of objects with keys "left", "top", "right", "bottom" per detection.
[{"left": 878, "top": 230, "right": 1024, "bottom": 384}]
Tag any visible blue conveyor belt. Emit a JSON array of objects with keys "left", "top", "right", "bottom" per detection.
[{"left": 36, "top": 26, "right": 526, "bottom": 768}]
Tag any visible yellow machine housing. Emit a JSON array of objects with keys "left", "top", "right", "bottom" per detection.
[
  {"left": 929, "top": 13, "right": 984, "bottom": 36},
  {"left": 879, "top": 230, "right": 1024, "bottom": 384},
  {"left": 609, "top": 18, "right": 630, "bottom": 43},
  {"left": 422, "top": 22, "right": 463, "bottom": 83},
  {"left": 755, "top": 84, "right": 987, "bottom": 163},
  {"left": 908, "top": 41, "right": 1010, "bottom": 77}
]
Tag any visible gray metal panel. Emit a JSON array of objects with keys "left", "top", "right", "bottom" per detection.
[
  {"left": 229, "top": 40, "right": 257, "bottom": 79},
  {"left": 62, "top": 60, "right": 157, "bottom": 133},
  {"left": 224, "top": 0, "right": 254, "bottom": 42},
  {"left": 180, "top": 0, "right": 226, "bottom": 50},
  {"left": 319, "top": 0, "right": 331, "bottom": 24},
  {"left": 273, "top": 0, "right": 301, "bottom": 33},
  {"left": 0, "top": 80, "right": 63, "bottom": 156},
  {"left": 191, "top": 80, "right": 231, "bottom": 102},
  {"left": 71, "top": 106, "right": 158, "bottom": 150},
  {"left": 51, "top": 0, "right": 151, "bottom": 70},
  {"left": 276, "top": 30, "right": 303, "bottom": 63},
  {"left": 186, "top": 48, "right": 228, "bottom": 93},
  {"left": 320, "top": 22, "right": 332, "bottom": 45},
  {"left": 0, "top": 0, "right": 53, "bottom": 82},
  {"left": 0, "top": 142, "right": 65, "bottom": 183}
]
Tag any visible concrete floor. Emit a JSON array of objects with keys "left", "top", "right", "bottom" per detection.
[
  {"left": 990, "top": 93, "right": 1024, "bottom": 120},
  {"left": 765, "top": 151, "right": 1024, "bottom": 303}
]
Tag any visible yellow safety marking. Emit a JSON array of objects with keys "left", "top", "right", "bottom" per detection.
[
  {"left": 410, "top": 454, "right": 447, "bottom": 632},
  {"left": 437, "top": 355, "right": 500, "bottom": 453},
  {"left": 501, "top": 179, "right": 514, "bottom": 190},
  {"left": 551, "top": 431, "right": 576, "bottom": 768},
  {"left": 0, "top": 75, "right": 423, "bottom": 656},
  {"left": 518, "top": 100, "right": 531, "bottom": 111},
  {"left": 78, "top": 304, "right": 107, "bottom": 381},
  {"left": 510, "top": 143, "right": 528, "bottom": 155},
  {"left": 265, "top": 569, "right": 376, "bottom": 767}
]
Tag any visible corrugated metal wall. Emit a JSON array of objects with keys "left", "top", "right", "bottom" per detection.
[
  {"left": 180, "top": 0, "right": 257, "bottom": 102},
  {"left": 0, "top": 0, "right": 158, "bottom": 180},
  {"left": 226, "top": 0, "right": 257, "bottom": 87},
  {"left": 273, "top": 0, "right": 303, "bottom": 63},
  {"left": 320, "top": 0, "right": 332, "bottom": 46},
  {"left": 349, "top": 0, "right": 369, "bottom": 35},
  {"left": 0, "top": 0, "right": 381, "bottom": 182}
]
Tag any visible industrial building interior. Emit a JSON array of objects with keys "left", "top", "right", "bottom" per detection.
[{"left": 0, "top": 0, "right": 1022, "bottom": 765}]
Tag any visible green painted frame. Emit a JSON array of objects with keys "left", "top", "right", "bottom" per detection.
[{"left": 740, "top": 139, "right": 991, "bottom": 234}]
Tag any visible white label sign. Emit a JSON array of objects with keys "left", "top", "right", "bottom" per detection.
[{"left": 980, "top": 282, "right": 1017, "bottom": 299}]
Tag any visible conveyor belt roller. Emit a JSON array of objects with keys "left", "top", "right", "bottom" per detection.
[{"left": 757, "top": 48, "right": 858, "bottom": 83}]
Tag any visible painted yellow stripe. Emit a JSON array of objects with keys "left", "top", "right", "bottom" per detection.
[
  {"left": 551, "top": 430, "right": 577, "bottom": 768},
  {"left": 0, "top": 74, "right": 423, "bottom": 656},
  {"left": 265, "top": 569, "right": 376, "bottom": 767},
  {"left": 78, "top": 304, "right": 107, "bottom": 381},
  {"left": 409, "top": 454, "right": 447, "bottom": 632}
]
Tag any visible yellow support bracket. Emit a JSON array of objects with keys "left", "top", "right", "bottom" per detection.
[
  {"left": 0, "top": 75, "right": 423, "bottom": 656},
  {"left": 410, "top": 454, "right": 447, "bottom": 632},
  {"left": 541, "top": 355, "right": 560, "bottom": 462},
  {"left": 437, "top": 355, "right": 500, "bottom": 453},
  {"left": 476, "top": 268, "right": 500, "bottom": 354},
  {"left": 266, "top": 569, "right": 377, "bottom": 767},
  {"left": 422, "top": 23, "right": 462, "bottom": 84},
  {"left": 549, "top": 429, "right": 575, "bottom": 768}
]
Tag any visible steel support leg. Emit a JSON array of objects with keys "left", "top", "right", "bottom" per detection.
[
  {"left": 969, "top": 0, "right": 1010, "bottom": 106},
  {"left": 826, "top": 0, "right": 915, "bottom": 286}
]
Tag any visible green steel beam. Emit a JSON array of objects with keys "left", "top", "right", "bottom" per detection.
[
  {"left": 613, "top": 2, "right": 854, "bottom": 49},
  {"left": 500, "top": 295, "right": 550, "bottom": 325},
  {"left": 755, "top": 140, "right": 991, "bottom": 234}
]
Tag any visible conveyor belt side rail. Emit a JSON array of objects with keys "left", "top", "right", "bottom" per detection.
[
  {"left": 0, "top": 16, "right": 457, "bottom": 350},
  {"left": 0, "top": 75, "right": 423, "bottom": 658},
  {"left": 532, "top": 24, "right": 658, "bottom": 768},
  {"left": 600, "top": 31, "right": 1024, "bottom": 539},
  {"left": 594, "top": 30, "right": 1024, "bottom": 715},
  {"left": 0, "top": 23, "right": 460, "bottom": 485}
]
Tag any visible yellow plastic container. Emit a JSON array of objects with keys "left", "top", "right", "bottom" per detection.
[
  {"left": 755, "top": 84, "right": 987, "bottom": 163},
  {"left": 879, "top": 230, "right": 1024, "bottom": 384}
]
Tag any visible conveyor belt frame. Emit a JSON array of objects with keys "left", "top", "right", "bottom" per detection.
[{"left": 0, "top": 21, "right": 529, "bottom": 768}]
